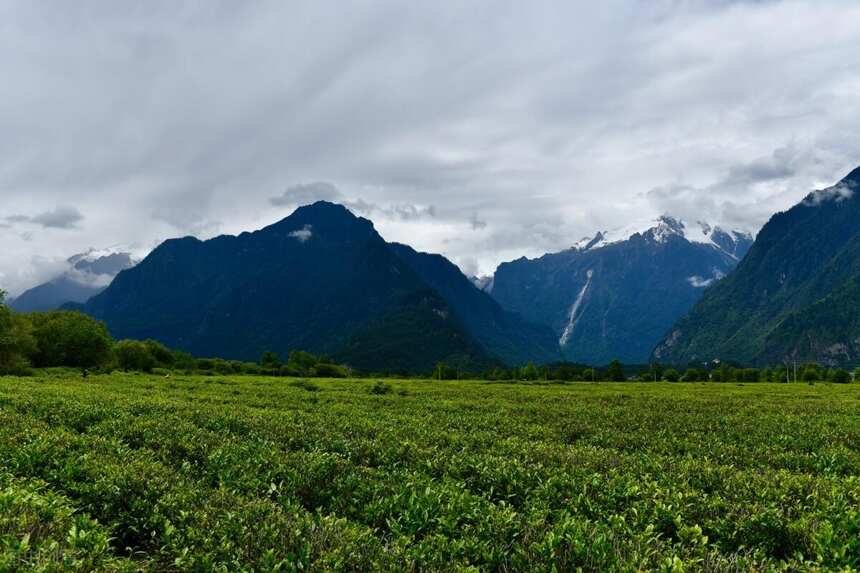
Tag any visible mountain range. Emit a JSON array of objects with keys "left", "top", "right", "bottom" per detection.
[
  {"left": 484, "top": 216, "right": 753, "bottom": 363},
  {"left": 8, "top": 165, "right": 860, "bottom": 370},
  {"left": 77, "top": 202, "right": 556, "bottom": 372},
  {"left": 653, "top": 166, "right": 860, "bottom": 367},
  {"left": 10, "top": 250, "right": 135, "bottom": 313}
]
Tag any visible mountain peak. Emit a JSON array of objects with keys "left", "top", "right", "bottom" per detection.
[
  {"left": 573, "top": 216, "right": 751, "bottom": 259},
  {"left": 264, "top": 201, "right": 378, "bottom": 242}
]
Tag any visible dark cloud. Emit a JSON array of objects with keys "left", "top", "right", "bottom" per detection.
[
  {"left": 30, "top": 206, "right": 85, "bottom": 229},
  {"left": 4, "top": 206, "right": 84, "bottom": 230}
]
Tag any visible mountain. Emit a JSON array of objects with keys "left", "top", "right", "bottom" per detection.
[
  {"left": 470, "top": 275, "right": 494, "bottom": 292},
  {"left": 653, "top": 166, "right": 860, "bottom": 367},
  {"left": 10, "top": 250, "right": 135, "bottom": 312},
  {"left": 489, "top": 216, "right": 753, "bottom": 364},
  {"left": 389, "top": 244, "right": 560, "bottom": 365},
  {"left": 78, "top": 201, "right": 543, "bottom": 372}
]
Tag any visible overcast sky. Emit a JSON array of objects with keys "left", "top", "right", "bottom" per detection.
[{"left": 2, "top": 0, "right": 860, "bottom": 295}]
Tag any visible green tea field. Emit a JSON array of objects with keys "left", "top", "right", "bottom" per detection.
[{"left": 1, "top": 374, "right": 858, "bottom": 571}]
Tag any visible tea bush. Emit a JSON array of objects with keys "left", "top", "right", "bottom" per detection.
[{"left": 0, "top": 374, "right": 857, "bottom": 571}]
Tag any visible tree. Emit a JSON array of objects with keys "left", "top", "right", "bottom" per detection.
[
  {"left": 313, "top": 363, "right": 348, "bottom": 378},
  {"left": 29, "top": 311, "right": 113, "bottom": 368},
  {"left": 606, "top": 360, "right": 626, "bottom": 382},
  {"left": 830, "top": 369, "right": 851, "bottom": 384},
  {"left": 114, "top": 340, "right": 156, "bottom": 372},
  {"left": 287, "top": 350, "right": 318, "bottom": 375},
  {"left": 581, "top": 368, "right": 596, "bottom": 382},
  {"left": 742, "top": 368, "right": 760, "bottom": 383},
  {"left": 521, "top": 362, "right": 539, "bottom": 381},
  {"left": 0, "top": 291, "right": 37, "bottom": 375},
  {"left": 144, "top": 339, "right": 174, "bottom": 366},
  {"left": 662, "top": 368, "right": 680, "bottom": 382},
  {"left": 682, "top": 368, "right": 701, "bottom": 382},
  {"left": 434, "top": 362, "right": 457, "bottom": 380},
  {"left": 802, "top": 366, "right": 821, "bottom": 382}
]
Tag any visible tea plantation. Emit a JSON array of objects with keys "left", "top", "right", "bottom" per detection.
[{"left": 0, "top": 374, "right": 858, "bottom": 571}]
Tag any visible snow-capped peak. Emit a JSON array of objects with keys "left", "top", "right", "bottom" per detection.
[{"left": 573, "top": 215, "right": 753, "bottom": 259}]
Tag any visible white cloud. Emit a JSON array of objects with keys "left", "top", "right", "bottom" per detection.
[
  {"left": 803, "top": 182, "right": 855, "bottom": 207},
  {"left": 288, "top": 225, "right": 313, "bottom": 243}
]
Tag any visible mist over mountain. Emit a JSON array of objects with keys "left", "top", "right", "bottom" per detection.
[
  {"left": 10, "top": 249, "right": 135, "bottom": 313},
  {"left": 654, "top": 166, "right": 860, "bottom": 367},
  {"left": 488, "top": 217, "right": 753, "bottom": 364}
]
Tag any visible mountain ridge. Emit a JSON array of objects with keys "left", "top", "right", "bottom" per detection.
[
  {"left": 78, "top": 201, "right": 549, "bottom": 371},
  {"left": 488, "top": 215, "right": 753, "bottom": 364},
  {"left": 652, "top": 166, "right": 860, "bottom": 366}
]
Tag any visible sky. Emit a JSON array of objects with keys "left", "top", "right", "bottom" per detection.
[{"left": 2, "top": 0, "right": 860, "bottom": 295}]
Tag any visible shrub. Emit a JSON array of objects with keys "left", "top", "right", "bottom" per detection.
[
  {"left": 278, "top": 365, "right": 303, "bottom": 377},
  {"left": 662, "top": 369, "right": 680, "bottom": 382},
  {"left": 605, "top": 360, "right": 626, "bottom": 381},
  {"left": 313, "top": 363, "right": 348, "bottom": 378},
  {"left": 369, "top": 381, "right": 392, "bottom": 395},
  {"left": 830, "top": 369, "right": 851, "bottom": 384},
  {"left": 290, "top": 378, "right": 320, "bottom": 392},
  {"left": 114, "top": 340, "right": 156, "bottom": 372},
  {"left": 681, "top": 368, "right": 702, "bottom": 382},
  {"left": 144, "top": 339, "right": 174, "bottom": 366},
  {"left": 28, "top": 311, "right": 113, "bottom": 369},
  {"left": 0, "top": 295, "right": 36, "bottom": 375},
  {"left": 287, "top": 350, "right": 319, "bottom": 375}
]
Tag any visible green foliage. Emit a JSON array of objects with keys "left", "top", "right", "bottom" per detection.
[
  {"left": 260, "top": 351, "right": 281, "bottom": 371},
  {"left": 143, "top": 339, "right": 174, "bottom": 366},
  {"left": 369, "top": 380, "right": 393, "bottom": 394},
  {"left": 0, "top": 375, "right": 858, "bottom": 570},
  {"left": 312, "top": 363, "right": 348, "bottom": 378},
  {"left": 433, "top": 362, "right": 458, "bottom": 380},
  {"left": 287, "top": 350, "right": 319, "bottom": 375},
  {"left": 114, "top": 340, "right": 156, "bottom": 372},
  {"left": 605, "top": 360, "right": 626, "bottom": 381},
  {"left": 520, "top": 362, "right": 539, "bottom": 381},
  {"left": 662, "top": 368, "right": 680, "bottom": 382},
  {"left": 742, "top": 368, "right": 761, "bottom": 383},
  {"left": 681, "top": 368, "right": 701, "bottom": 382},
  {"left": 803, "top": 367, "right": 821, "bottom": 382},
  {"left": 830, "top": 368, "right": 851, "bottom": 384},
  {"left": 0, "top": 293, "right": 36, "bottom": 375},
  {"left": 28, "top": 311, "right": 113, "bottom": 369}
]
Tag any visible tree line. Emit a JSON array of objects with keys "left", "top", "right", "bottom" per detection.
[
  {"left": 1, "top": 290, "right": 856, "bottom": 381},
  {"left": 0, "top": 290, "right": 352, "bottom": 377}
]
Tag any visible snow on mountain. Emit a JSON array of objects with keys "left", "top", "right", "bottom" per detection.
[{"left": 573, "top": 215, "right": 753, "bottom": 260}]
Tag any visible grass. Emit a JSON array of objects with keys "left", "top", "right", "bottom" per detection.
[{"left": 0, "top": 373, "right": 858, "bottom": 571}]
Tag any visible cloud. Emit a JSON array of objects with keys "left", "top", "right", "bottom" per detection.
[
  {"left": 270, "top": 182, "right": 342, "bottom": 206},
  {"left": 30, "top": 206, "right": 85, "bottom": 229},
  {"left": 468, "top": 213, "right": 487, "bottom": 230},
  {"left": 343, "top": 198, "right": 436, "bottom": 221},
  {"left": 803, "top": 182, "right": 855, "bottom": 206},
  {"left": 288, "top": 224, "right": 313, "bottom": 243},
  {"left": 4, "top": 206, "right": 84, "bottom": 230},
  {"left": 2, "top": 1, "right": 860, "bottom": 289}
]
